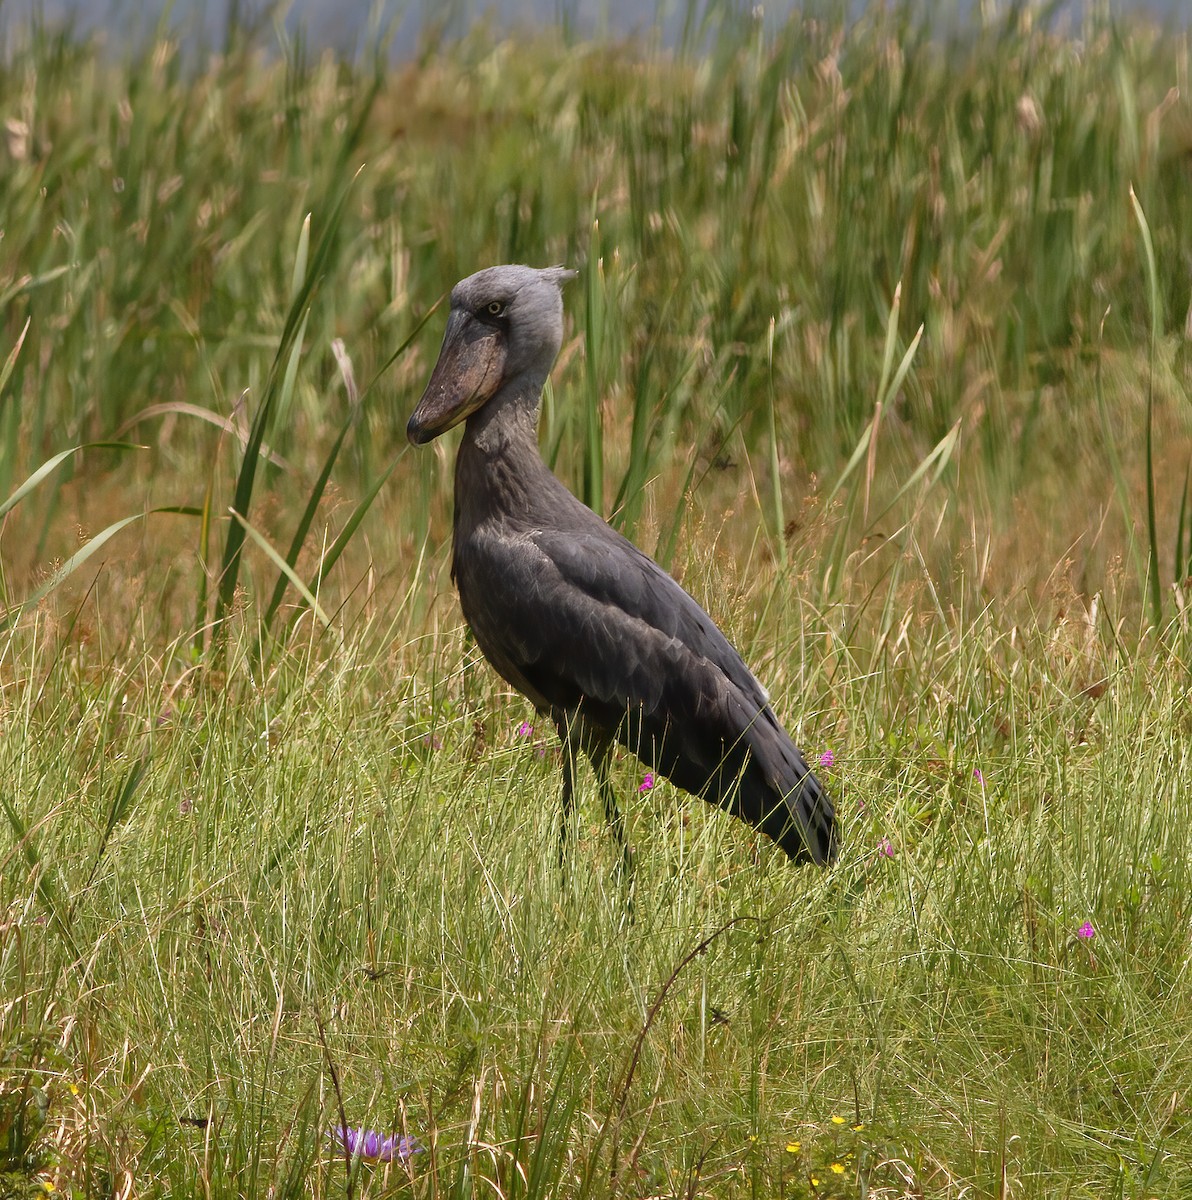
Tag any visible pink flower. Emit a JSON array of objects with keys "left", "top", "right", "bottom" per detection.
[
  {"left": 516, "top": 721, "right": 533, "bottom": 738},
  {"left": 638, "top": 773, "right": 655, "bottom": 793},
  {"left": 819, "top": 750, "right": 835, "bottom": 769},
  {"left": 972, "top": 767, "right": 984, "bottom": 784},
  {"left": 878, "top": 837, "right": 894, "bottom": 858},
  {"left": 1077, "top": 921, "right": 1095, "bottom": 941}
]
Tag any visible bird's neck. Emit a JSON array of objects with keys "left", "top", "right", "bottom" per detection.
[
  {"left": 455, "top": 376, "right": 553, "bottom": 529},
  {"left": 463, "top": 373, "right": 544, "bottom": 458}
]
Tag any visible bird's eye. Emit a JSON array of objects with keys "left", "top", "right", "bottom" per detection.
[{"left": 486, "top": 301, "right": 505, "bottom": 317}]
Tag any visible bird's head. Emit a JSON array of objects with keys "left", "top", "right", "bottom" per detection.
[{"left": 407, "top": 264, "right": 577, "bottom": 445}]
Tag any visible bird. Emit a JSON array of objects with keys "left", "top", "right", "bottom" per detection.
[{"left": 406, "top": 264, "right": 836, "bottom": 869}]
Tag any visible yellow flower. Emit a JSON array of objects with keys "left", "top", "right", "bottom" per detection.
[
  {"left": 69, "top": 1084, "right": 80, "bottom": 1097},
  {"left": 810, "top": 1177, "right": 820, "bottom": 1187},
  {"left": 830, "top": 1115, "right": 846, "bottom": 1125},
  {"left": 747, "top": 1134, "right": 758, "bottom": 1143},
  {"left": 831, "top": 1162, "right": 845, "bottom": 1174},
  {"left": 851, "top": 1122, "right": 864, "bottom": 1131},
  {"left": 785, "top": 1141, "right": 801, "bottom": 1153}
]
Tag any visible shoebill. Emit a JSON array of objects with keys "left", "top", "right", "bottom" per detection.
[{"left": 406, "top": 264, "right": 836, "bottom": 868}]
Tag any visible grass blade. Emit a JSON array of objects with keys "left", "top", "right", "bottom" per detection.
[
  {"left": 823, "top": 309, "right": 924, "bottom": 512},
  {"left": 1175, "top": 459, "right": 1190, "bottom": 590},
  {"left": 260, "top": 312, "right": 433, "bottom": 638},
  {"left": 2, "top": 506, "right": 200, "bottom": 631},
  {"left": 765, "top": 316, "right": 786, "bottom": 567},
  {"left": 259, "top": 422, "right": 354, "bottom": 636},
  {"left": 0, "top": 316, "right": 31, "bottom": 397},
  {"left": 609, "top": 285, "right": 695, "bottom": 537},
  {"left": 1, "top": 443, "right": 143, "bottom": 521},
  {"left": 1129, "top": 185, "right": 1163, "bottom": 630},
  {"left": 862, "top": 419, "right": 961, "bottom": 534},
  {"left": 113, "top": 402, "right": 290, "bottom": 469},
  {"left": 879, "top": 321, "right": 926, "bottom": 411},
  {"left": 212, "top": 174, "right": 360, "bottom": 644},
  {"left": 74, "top": 755, "right": 150, "bottom": 906},
  {"left": 291, "top": 460, "right": 398, "bottom": 629},
  {"left": 874, "top": 281, "right": 905, "bottom": 411},
  {"left": 289, "top": 212, "right": 311, "bottom": 303},
  {"left": 230, "top": 508, "right": 336, "bottom": 633},
  {"left": 1095, "top": 309, "right": 1148, "bottom": 594},
  {"left": 582, "top": 219, "right": 605, "bottom": 514},
  {"left": 0, "top": 790, "right": 78, "bottom": 958},
  {"left": 8, "top": 515, "right": 132, "bottom": 625}
]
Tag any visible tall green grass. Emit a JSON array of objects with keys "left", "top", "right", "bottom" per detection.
[
  {"left": 2, "top": 582, "right": 1189, "bottom": 1197},
  {"left": 1, "top": 3, "right": 1188, "bottom": 630},
  {"left": 2, "top": 1, "right": 1192, "bottom": 1196}
]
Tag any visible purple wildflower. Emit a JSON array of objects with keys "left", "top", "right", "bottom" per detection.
[
  {"left": 638, "top": 772, "right": 655, "bottom": 793},
  {"left": 516, "top": 721, "right": 534, "bottom": 738},
  {"left": 1077, "top": 921, "right": 1095, "bottom": 941},
  {"left": 819, "top": 750, "right": 835, "bottom": 769},
  {"left": 328, "top": 1125, "right": 419, "bottom": 1164},
  {"left": 973, "top": 767, "right": 985, "bottom": 785},
  {"left": 878, "top": 837, "right": 895, "bottom": 858},
  {"left": 326, "top": 1123, "right": 417, "bottom": 1161}
]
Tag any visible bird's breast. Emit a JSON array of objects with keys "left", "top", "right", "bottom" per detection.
[{"left": 452, "top": 521, "right": 554, "bottom": 710}]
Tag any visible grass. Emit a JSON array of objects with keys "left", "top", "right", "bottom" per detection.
[{"left": 2, "top": 1, "right": 1192, "bottom": 1196}]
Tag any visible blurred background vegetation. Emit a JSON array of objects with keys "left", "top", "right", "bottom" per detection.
[
  {"left": 2, "top": 3, "right": 1192, "bottom": 1197},
  {"left": 1, "top": 0, "right": 1190, "bottom": 641}
]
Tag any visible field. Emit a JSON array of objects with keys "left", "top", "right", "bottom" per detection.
[{"left": 2, "top": 1, "right": 1192, "bottom": 1196}]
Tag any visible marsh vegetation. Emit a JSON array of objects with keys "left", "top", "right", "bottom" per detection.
[{"left": 2, "top": 2, "right": 1191, "bottom": 1195}]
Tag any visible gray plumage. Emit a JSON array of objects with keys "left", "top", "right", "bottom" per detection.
[{"left": 407, "top": 264, "right": 836, "bottom": 866}]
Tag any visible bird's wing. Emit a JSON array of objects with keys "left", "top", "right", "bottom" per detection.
[
  {"left": 463, "top": 521, "right": 768, "bottom": 719},
  {"left": 543, "top": 525, "right": 770, "bottom": 698}
]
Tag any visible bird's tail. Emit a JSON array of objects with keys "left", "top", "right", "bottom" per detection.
[
  {"left": 615, "top": 693, "right": 837, "bottom": 865},
  {"left": 739, "top": 712, "right": 837, "bottom": 865}
]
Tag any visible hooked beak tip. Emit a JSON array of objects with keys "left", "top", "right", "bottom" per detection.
[{"left": 406, "top": 417, "right": 433, "bottom": 446}]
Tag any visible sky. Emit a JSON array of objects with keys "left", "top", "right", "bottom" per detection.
[{"left": 1, "top": 0, "right": 1187, "bottom": 61}]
